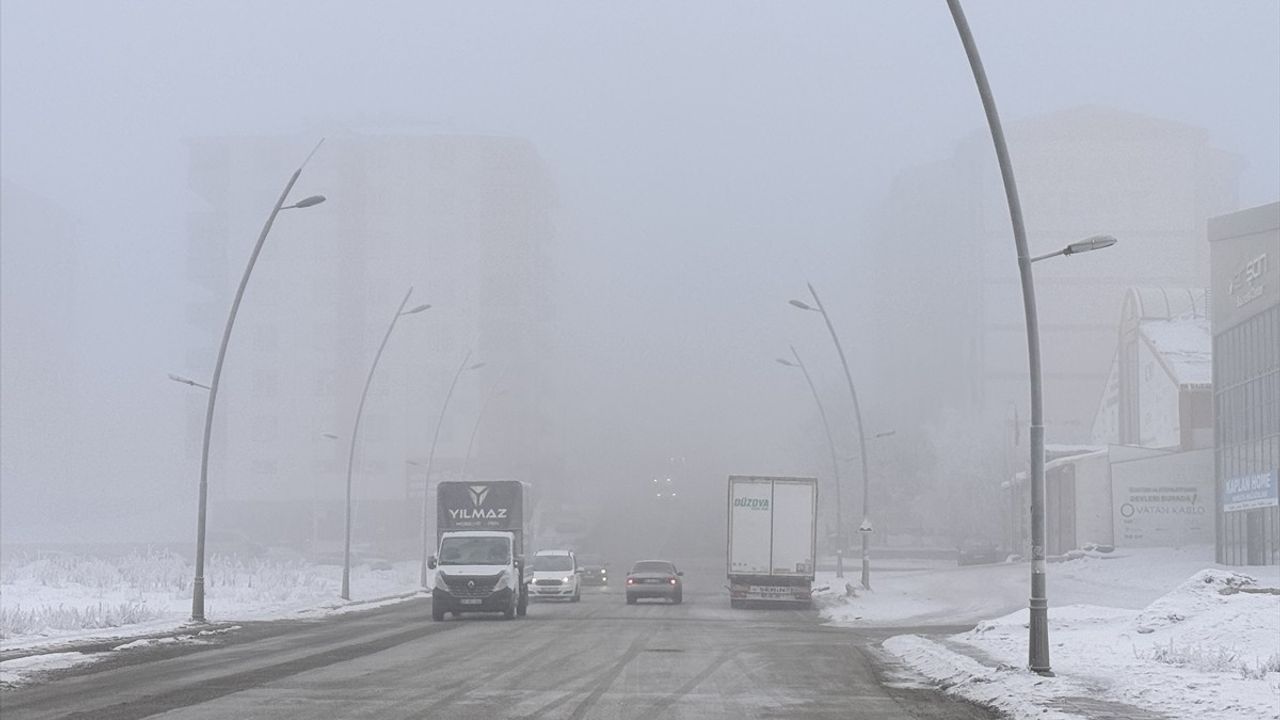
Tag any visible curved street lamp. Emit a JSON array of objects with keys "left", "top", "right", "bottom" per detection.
[
  {"left": 461, "top": 371, "right": 509, "bottom": 479},
  {"left": 341, "top": 288, "right": 430, "bottom": 600},
  {"left": 419, "top": 352, "right": 486, "bottom": 587},
  {"left": 946, "top": 0, "right": 1117, "bottom": 674},
  {"left": 790, "top": 283, "right": 871, "bottom": 589},
  {"left": 189, "top": 140, "right": 325, "bottom": 623},
  {"left": 777, "top": 346, "right": 845, "bottom": 577},
  {"left": 168, "top": 373, "right": 210, "bottom": 391}
]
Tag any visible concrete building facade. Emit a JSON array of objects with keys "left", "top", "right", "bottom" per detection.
[{"left": 1209, "top": 201, "right": 1279, "bottom": 566}]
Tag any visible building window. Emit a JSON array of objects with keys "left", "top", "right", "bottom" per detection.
[{"left": 1214, "top": 304, "right": 1280, "bottom": 566}]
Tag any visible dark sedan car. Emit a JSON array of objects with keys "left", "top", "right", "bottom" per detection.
[
  {"left": 957, "top": 538, "right": 1004, "bottom": 566},
  {"left": 625, "top": 560, "right": 683, "bottom": 604},
  {"left": 578, "top": 562, "right": 609, "bottom": 587}
]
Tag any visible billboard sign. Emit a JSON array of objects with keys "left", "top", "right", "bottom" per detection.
[
  {"left": 1222, "top": 470, "right": 1280, "bottom": 513},
  {"left": 1111, "top": 449, "right": 1214, "bottom": 547}
]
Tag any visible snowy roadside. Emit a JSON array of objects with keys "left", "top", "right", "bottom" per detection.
[
  {"left": 814, "top": 547, "right": 1280, "bottom": 719},
  {"left": 0, "top": 551, "right": 430, "bottom": 686}
]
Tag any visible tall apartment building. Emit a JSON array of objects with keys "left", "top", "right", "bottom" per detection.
[
  {"left": 184, "top": 131, "right": 557, "bottom": 549},
  {"left": 866, "top": 106, "right": 1241, "bottom": 443}
]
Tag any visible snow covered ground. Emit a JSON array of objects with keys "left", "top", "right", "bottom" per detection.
[
  {"left": 816, "top": 547, "right": 1280, "bottom": 719},
  {"left": 0, "top": 549, "right": 427, "bottom": 685}
]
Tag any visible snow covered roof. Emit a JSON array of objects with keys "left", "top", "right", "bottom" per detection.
[
  {"left": 1045, "top": 444, "right": 1109, "bottom": 467},
  {"left": 1140, "top": 316, "right": 1213, "bottom": 387}
]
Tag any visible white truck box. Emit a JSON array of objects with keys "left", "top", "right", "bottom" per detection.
[{"left": 727, "top": 475, "right": 817, "bottom": 606}]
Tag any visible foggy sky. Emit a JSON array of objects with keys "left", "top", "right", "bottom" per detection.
[{"left": 2, "top": 1, "right": 1278, "bottom": 543}]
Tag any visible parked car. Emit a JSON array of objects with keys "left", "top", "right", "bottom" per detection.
[
  {"left": 625, "top": 560, "right": 683, "bottom": 604},
  {"left": 527, "top": 549, "right": 581, "bottom": 601},
  {"left": 957, "top": 538, "right": 1003, "bottom": 566}
]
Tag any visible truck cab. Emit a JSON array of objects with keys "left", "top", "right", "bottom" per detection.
[
  {"left": 432, "top": 480, "right": 531, "bottom": 620},
  {"left": 428, "top": 530, "right": 525, "bottom": 620}
]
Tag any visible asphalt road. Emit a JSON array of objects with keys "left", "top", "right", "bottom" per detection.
[{"left": 1, "top": 565, "right": 996, "bottom": 720}]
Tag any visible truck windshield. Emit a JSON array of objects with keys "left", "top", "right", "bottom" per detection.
[
  {"left": 438, "top": 536, "right": 510, "bottom": 566},
  {"left": 531, "top": 555, "right": 574, "bottom": 572}
]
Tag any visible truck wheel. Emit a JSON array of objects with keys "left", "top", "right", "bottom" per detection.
[{"left": 432, "top": 604, "right": 445, "bottom": 621}]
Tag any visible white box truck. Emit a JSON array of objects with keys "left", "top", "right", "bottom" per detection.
[{"left": 726, "top": 475, "right": 817, "bottom": 607}]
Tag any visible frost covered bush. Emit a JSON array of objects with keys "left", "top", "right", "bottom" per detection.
[
  {"left": 1142, "top": 640, "right": 1280, "bottom": 680},
  {"left": 1240, "top": 652, "right": 1280, "bottom": 681},
  {"left": 0, "top": 553, "right": 123, "bottom": 590},
  {"left": 0, "top": 601, "right": 162, "bottom": 638},
  {"left": 1143, "top": 640, "right": 1242, "bottom": 672},
  {"left": 116, "top": 549, "right": 190, "bottom": 592},
  {"left": 203, "top": 554, "right": 330, "bottom": 602}
]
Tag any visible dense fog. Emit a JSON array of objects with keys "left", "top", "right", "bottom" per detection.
[{"left": 2, "top": 1, "right": 1278, "bottom": 566}]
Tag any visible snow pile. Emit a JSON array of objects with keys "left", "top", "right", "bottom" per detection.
[
  {"left": 882, "top": 635, "right": 1082, "bottom": 720},
  {"left": 111, "top": 626, "right": 237, "bottom": 651},
  {"left": 0, "top": 550, "right": 424, "bottom": 651},
  {"left": 0, "top": 651, "right": 103, "bottom": 687},
  {"left": 1129, "top": 569, "right": 1280, "bottom": 678},
  {"left": 885, "top": 567, "right": 1280, "bottom": 720},
  {"left": 813, "top": 560, "right": 1027, "bottom": 627}
]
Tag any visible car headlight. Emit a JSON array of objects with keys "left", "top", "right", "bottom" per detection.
[
  {"left": 563, "top": 576, "right": 573, "bottom": 583},
  {"left": 495, "top": 570, "right": 514, "bottom": 589},
  {"left": 433, "top": 571, "right": 450, "bottom": 591}
]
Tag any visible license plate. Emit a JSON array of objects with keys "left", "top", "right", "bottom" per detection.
[
  {"left": 460, "top": 598, "right": 482, "bottom": 605},
  {"left": 749, "top": 586, "right": 791, "bottom": 595}
]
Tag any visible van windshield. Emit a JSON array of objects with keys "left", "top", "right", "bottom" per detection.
[
  {"left": 437, "top": 536, "right": 510, "bottom": 566},
  {"left": 532, "top": 555, "right": 574, "bottom": 572}
]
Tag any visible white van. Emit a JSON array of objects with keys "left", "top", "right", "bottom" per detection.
[{"left": 527, "top": 549, "right": 581, "bottom": 602}]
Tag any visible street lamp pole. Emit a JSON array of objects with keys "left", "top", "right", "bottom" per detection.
[
  {"left": 946, "top": 0, "right": 1118, "bottom": 675},
  {"left": 190, "top": 142, "right": 326, "bottom": 622},
  {"left": 419, "top": 353, "right": 486, "bottom": 587},
  {"left": 776, "top": 347, "right": 844, "bottom": 578},
  {"left": 342, "top": 288, "right": 430, "bottom": 600},
  {"left": 790, "top": 283, "right": 871, "bottom": 590}
]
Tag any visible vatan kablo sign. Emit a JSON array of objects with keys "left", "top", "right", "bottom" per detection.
[{"left": 1222, "top": 470, "right": 1280, "bottom": 513}]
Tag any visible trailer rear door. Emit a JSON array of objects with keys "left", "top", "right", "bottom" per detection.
[
  {"left": 728, "top": 477, "right": 772, "bottom": 575},
  {"left": 770, "top": 479, "right": 816, "bottom": 575}
]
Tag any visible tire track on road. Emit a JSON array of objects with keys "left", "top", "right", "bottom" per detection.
[
  {"left": 563, "top": 633, "right": 649, "bottom": 720},
  {"left": 55, "top": 620, "right": 461, "bottom": 720},
  {"left": 405, "top": 623, "right": 567, "bottom": 718},
  {"left": 632, "top": 648, "right": 735, "bottom": 719}
]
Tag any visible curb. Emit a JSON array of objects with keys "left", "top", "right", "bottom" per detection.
[{"left": 0, "top": 590, "right": 430, "bottom": 664}]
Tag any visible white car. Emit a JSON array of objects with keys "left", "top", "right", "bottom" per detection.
[{"left": 527, "top": 549, "right": 581, "bottom": 601}]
